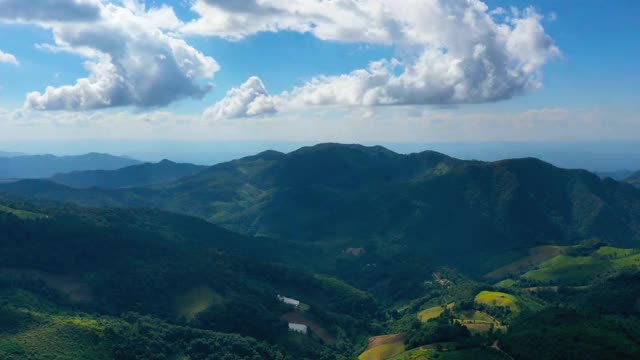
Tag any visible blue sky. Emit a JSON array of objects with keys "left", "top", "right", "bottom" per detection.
[{"left": 0, "top": 0, "right": 638, "bottom": 144}]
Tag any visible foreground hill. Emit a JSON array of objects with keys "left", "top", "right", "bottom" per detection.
[
  {"left": 49, "top": 159, "right": 206, "bottom": 189},
  {"left": 0, "top": 153, "right": 141, "bottom": 179},
  {"left": 0, "top": 198, "right": 378, "bottom": 359}
]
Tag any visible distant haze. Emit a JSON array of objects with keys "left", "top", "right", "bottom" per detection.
[{"left": 1, "top": 140, "right": 639, "bottom": 172}]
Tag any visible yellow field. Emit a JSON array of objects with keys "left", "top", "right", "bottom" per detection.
[
  {"left": 474, "top": 291, "right": 519, "bottom": 312},
  {"left": 417, "top": 306, "right": 444, "bottom": 322},
  {"left": 176, "top": 286, "right": 222, "bottom": 321},
  {"left": 360, "top": 334, "right": 406, "bottom": 360},
  {"left": 359, "top": 342, "right": 406, "bottom": 360}
]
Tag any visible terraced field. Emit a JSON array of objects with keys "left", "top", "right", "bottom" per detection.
[
  {"left": 389, "top": 345, "right": 508, "bottom": 360},
  {"left": 359, "top": 334, "right": 406, "bottom": 360},
  {"left": 455, "top": 310, "right": 507, "bottom": 334}
]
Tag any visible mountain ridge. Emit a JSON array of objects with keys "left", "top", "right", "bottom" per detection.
[
  {"left": 0, "top": 152, "right": 141, "bottom": 179},
  {"left": 50, "top": 159, "right": 206, "bottom": 189}
]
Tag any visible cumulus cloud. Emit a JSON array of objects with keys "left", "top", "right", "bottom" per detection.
[
  {"left": 0, "top": 50, "right": 18, "bottom": 65},
  {"left": 15, "top": 0, "right": 219, "bottom": 111},
  {"left": 196, "top": 0, "right": 560, "bottom": 116},
  {"left": 204, "top": 76, "right": 276, "bottom": 120},
  {"left": 0, "top": 0, "right": 101, "bottom": 22}
]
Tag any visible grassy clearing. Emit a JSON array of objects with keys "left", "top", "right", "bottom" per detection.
[
  {"left": 594, "top": 246, "right": 636, "bottom": 259},
  {"left": 0, "top": 312, "right": 112, "bottom": 360},
  {"left": 521, "top": 255, "right": 609, "bottom": 284},
  {"left": 485, "top": 246, "right": 566, "bottom": 280},
  {"left": 0, "top": 204, "right": 47, "bottom": 220},
  {"left": 417, "top": 306, "right": 444, "bottom": 322},
  {"left": 494, "top": 279, "right": 516, "bottom": 288},
  {"left": 359, "top": 342, "right": 406, "bottom": 360},
  {"left": 176, "top": 286, "right": 222, "bottom": 321},
  {"left": 390, "top": 345, "right": 507, "bottom": 360},
  {"left": 475, "top": 291, "right": 519, "bottom": 312},
  {"left": 0, "top": 269, "right": 93, "bottom": 303}
]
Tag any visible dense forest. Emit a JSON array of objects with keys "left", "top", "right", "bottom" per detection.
[{"left": 2, "top": 144, "right": 640, "bottom": 359}]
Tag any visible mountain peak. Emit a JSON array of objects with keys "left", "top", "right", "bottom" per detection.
[{"left": 290, "top": 143, "right": 398, "bottom": 157}]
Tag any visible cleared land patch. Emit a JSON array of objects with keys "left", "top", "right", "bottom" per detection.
[
  {"left": 360, "top": 334, "right": 406, "bottom": 360},
  {"left": 280, "top": 311, "right": 335, "bottom": 344},
  {"left": 390, "top": 344, "right": 508, "bottom": 360},
  {"left": 521, "top": 255, "right": 609, "bottom": 284},
  {"left": 475, "top": 291, "right": 519, "bottom": 312},
  {"left": 485, "top": 246, "right": 566, "bottom": 280},
  {"left": 0, "top": 204, "right": 47, "bottom": 220},
  {"left": 0, "top": 268, "right": 92, "bottom": 302},
  {"left": 176, "top": 286, "right": 222, "bottom": 321},
  {"left": 417, "top": 306, "right": 444, "bottom": 322}
]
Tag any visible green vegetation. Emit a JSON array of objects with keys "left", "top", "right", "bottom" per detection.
[
  {"left": 2, "top": 144, "right": 640, "bottom": 359},
  {"left": 0, "top": 199, "right": 378, "bottom": 359},
  {"left": 176, "top": 286, "right": 223, "bottom": 321},
  {"left": 501, "top": 308, "right": 640, "bottom": 360},
  {"left": 359, "top": 339, "right": 406, "bottom": 360},
  {"left": 417, "top": 306, "right": 444, "bottom": 322},
  {"left": 474, "top": 291, "right": 519, "bottom": 313},
  {"left": 0, "top": 204, "right": 46, "bottom": 219}
]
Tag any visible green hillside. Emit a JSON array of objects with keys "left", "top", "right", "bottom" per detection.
[
  {"left": 4, "top": 144, "right": 640, "bottom": 301},
  {"left": 0, "top": 198, "right": 378, "bottom": 359},
  {"left": 49, "top": 159, "right": 206, "bottom": 189}
]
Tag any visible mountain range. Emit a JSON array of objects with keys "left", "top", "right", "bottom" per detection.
[
  {"left": 2, "top": 143, "right": 640, "bottom": 359},
  {"left": 2, "top": 144, "right": 640, "bottom": 290},
  {"left": 0, "top": 153, "right": 141, "bottom": 179}
]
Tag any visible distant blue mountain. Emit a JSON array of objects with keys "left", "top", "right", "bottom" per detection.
[{"left": 0, "top": 153, "right": 141, "bottom": 179}]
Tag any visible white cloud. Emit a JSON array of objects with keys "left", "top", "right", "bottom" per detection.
[
  {"left": 196, "top": 0, "right": 559, "bottom": 116},
  {"left": 3, "top": 106, "right": 638, "bottom": 144},
  {"left": 0, "top": 0, "right": 102, "bottom": 23},
  {"left": 0, "top": 50, "right": 18, "bottom": 65},
  {"left": 204, "top": 76, "right": 276, "bottom": 120},
  {"left": 12, "top": 0, "right": 218, "bottom": 111}
]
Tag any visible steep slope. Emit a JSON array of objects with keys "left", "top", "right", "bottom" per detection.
[
  {"left": 0, "top": 153, "right": 141, "bottom": 179},
  {"left": 49, "top": 159, "right": 206, "bottom": 189},
  {"left": 0, "top": 197, "right": 378, "bottom": 358},
  {"left": 2, "top": 144, "right": 640, "bottom": 278},
  {"left": 151, "top": 144, "right": 640, "bottom": 254}
]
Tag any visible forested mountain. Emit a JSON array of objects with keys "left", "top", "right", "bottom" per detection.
[
  {"left": 3, "top": 144, "right": 640, "bottom": 302},
  {"left": 0, "top": 198, "right": 378, "bottom": 359},
  {"left": 0, "top": 153, "right": 141, "bottom": 179},
  {"left": 2, "top": 144, "right": 640, "bottom": 359},
  {"left": 49, "top": 159, "right": 206, "bottom": 189}
]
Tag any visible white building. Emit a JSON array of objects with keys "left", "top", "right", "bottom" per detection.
[
  {"left": 288, "top": 323, "right": 308, "bottom": 334},
  {"left": 277, "top": 295, "right": 301, "bottom": 308}
]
